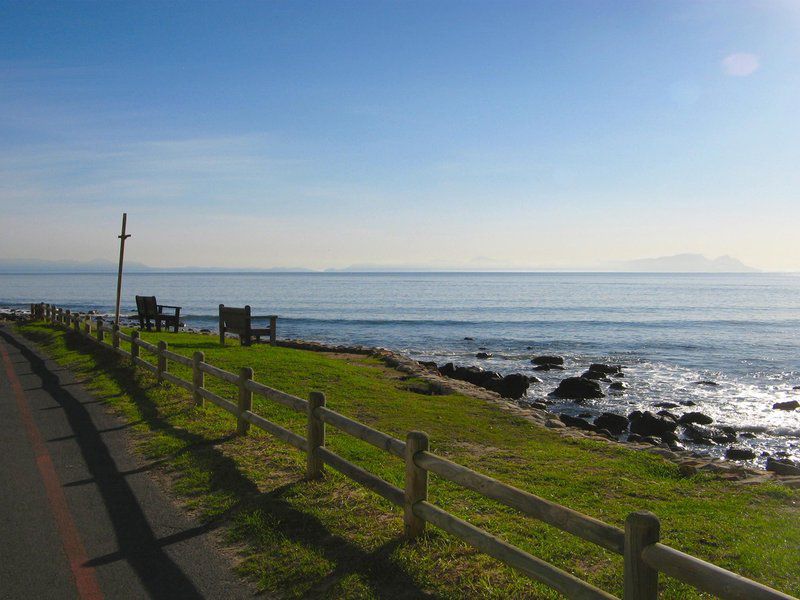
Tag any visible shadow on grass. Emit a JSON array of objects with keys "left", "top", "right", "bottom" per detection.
[{"left": 18, "top": 325, "right": 432, "bottom": 600}]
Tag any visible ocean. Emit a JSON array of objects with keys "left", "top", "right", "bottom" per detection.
[{"left": 2, "top": 271, "right": 798, "bottom": 464}]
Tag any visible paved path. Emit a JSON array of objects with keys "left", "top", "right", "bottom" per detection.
[{"left": 0, "top": 326, "right": 256, "bottom": 599}]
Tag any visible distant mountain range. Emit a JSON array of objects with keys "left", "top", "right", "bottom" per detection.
[
  {"left": 601, "top": 254, "right": 759, "bottom": 273},
  {"left": 0, "top": 254, "right": 760, "bottom": 273}
]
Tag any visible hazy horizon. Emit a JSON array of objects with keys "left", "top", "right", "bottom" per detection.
[{"left": 2, "top": 1, "right": 799, "bottom": 270}]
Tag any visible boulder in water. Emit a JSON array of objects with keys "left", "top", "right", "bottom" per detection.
[
  {"left": 551, "top": 377, "right": 604, "bottom": 400},
  {"left": 531, "top": 355, "right": 564, "bottom": 366},
  {"left": 773, "top": 400, "right": 799, "bottom": 411},
  {"left": 694, "top": 380, "right": 719, "bottom": 387},
  {"left": 609, "top": 381, "right": 628, "bottom": 391},
  {"left": 485, "top": 373, "right": 530, "bottom": 399},
  {"left": 629, "top": 411, "right": 678, "bottom": 437},
  {"left": 594, "top": 412, "right": 628, "bottom": 434},
  {"left": 654, "top": 402, "right": 679, "bottom": 409},
  {"left": 475, "top": 352, "right": 493, "bottom": 359},
  {"left": 678, "top": 412, "right": 714, "bottom": 426}
]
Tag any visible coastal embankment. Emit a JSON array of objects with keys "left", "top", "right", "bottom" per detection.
[{"left": 8, "top": 313, "right": 799, "bottom": 599}]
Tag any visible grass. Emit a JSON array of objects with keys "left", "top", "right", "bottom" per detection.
[{"left": 16, "top": 323, "right": 800, "bottom": 599}]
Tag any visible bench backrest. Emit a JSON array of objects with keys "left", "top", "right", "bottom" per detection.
[
  {"left": 136, "top": 295, "right": 158, "bottom": 318},
  {"left": 219, "top": 305, "right": 252, "bottom": 333}
]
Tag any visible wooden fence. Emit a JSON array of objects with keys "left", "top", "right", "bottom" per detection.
[{"left": 32, "top": 302, "right": 797, "bottom": 600}]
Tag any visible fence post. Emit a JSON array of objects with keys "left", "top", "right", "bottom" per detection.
[
  {"left": 270, "top": 316, "right": 277, "bottom": 344},
  {"left": 306, "top": 391, "right": 326, "bottom": 479},
  {"left": 237, "top": 367, "right": 253, "bottom": 435},
  {"left": 404, "top": 431, "right": 429, "bottom": 539},
  {"left": 112, "top": 324, "right": 119, "bottom": 350},
  {"left": 96, "top": 317, "right": 104, "bottom": 343},
  {"left": 44, "top": 304, "right": 49, "bottom": 321},
  {"left": 64, "top": 309, "right": 70, "bottom": 329},
  {"left": 193, "top": 351, "right": 205, "bottom": 406},
  {"left": 73, "top": 313, "right": 80, "bottom": 332},
  {"left": 131, "top": 330, "right": 140, "bottom": 365},
  {"left": 84, "top": 315, "right": 91, "bottom": 336},
  {"left": 157, "top": 341, "right": 167, "bottom": 382},
  {"left": 624, "top": 511, "right": 660, "bottom": 600}
]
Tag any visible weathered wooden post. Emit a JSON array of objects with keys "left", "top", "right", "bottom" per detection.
[
  {"left": 306, "top": 391, "right": 326, "bottom": 479},
  {"left": 112, "top": 324, "right": 120, "bottom": 350},
  {"left": 237, "top": 367, "right": 253, "bottom": 435},
  {"left": 404, "top": 431, "right": 429, "bottom": 538},
  {"left": 624, "top": 511, "right": 660, "bottom": 600},
  {"left": 64, "top": 310, "right": 71, "bottom": 329},
  {"left": 270, "top": 316, "right": 277, "bottom": 344},
  {"left": 192, "top": 351, "right": 205, "bottom": 406},
  {"left": 130, "top": 330, "right": 140, "bottom": 364},
  {"left": 218, "top": 306, "right": 225, "bottom": 346},
  {"left": 44, "top": 304, "right": 49, "bottom": 321},
  {"left": 84, "top": 315, "right": 91, "bottom": 336},
  {"left": 157, "top": 341, "right": 167, "bottom": 382},
  {"left": 96, "top": 317, "right": 104, "bottom": 343}
]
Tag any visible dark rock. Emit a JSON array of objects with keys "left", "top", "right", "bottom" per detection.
[
  {"left": 589, "top": 363, "right": 622, "bottom": 375},
  {"left": 439, "top": 362, "right": 456, "bottom": 377},
  {"left": 725, "top": 446, "right": 756, "bottom": 461},
  {"left": 478, "top": 347, "right": 487, "bottom": 350},
  {"left": 668, "top": 441, "right": 687, "bottom": 452},
  {"left": 418, "top": 361, "right": 438, "bottom": 370},
  {"left": 627, "top": 433, "right": 642, "bottom": 443},
  {"left": 551, "top": 377, "right": 604, "bottom": 400},
  {"left": 773, "top": 400, "right": 799, "bottom": 411},
  {"left": 464, "top": 337, "right": 474, "bottom": 341},
  {"left": 609, "top": 381, "right": 628, "bottom": 391},
  {"left": 529, "top": 401, "right": 549, "bottom": 411},
  {"left": 559, "top": 414, "right": 595, "bottom": 431},
  {"left": 654, "top": 402, "right": 680, "bottom": 409},
  {"left": 765, "top": 457, "right": 800, "bottom": 476},
  {"left": 594, "top": 412, "right": 629, "bottom": 434},
  {"left": 531, "top": 355, "right": 564, "bottom": 366},
  {"left": 682, "top": 424, "right": 718, "bottom": 445},
  {"left": 712, "top": 433, "right": 736, "bottom": 444},
  {"left": 629, "top": 411, "right": 678, "bottom": 437},
  {"left": 694, "top": 380, "right": 719, "bottom": 387},
  {"left": 578, "top": 412, "right": 592, "bottom": 418},
  {"left": 678, "top": 412, "right": 714, "bottom": 426},
  {"left": 581, "top": 370, "right": 610, "bottom": 382},
  {"left": 656, "top": 410, "right": 679, "bottom": 421},
  {"left": 660, "top": 431, "right": 679, "bottom": 444},
  {"left": 595, "top": 428, "right": 615, "bottom": 439},
  {"left": 738, "top": 432, "right": 756, "bottom": 439},
  {"left": 475, "top": 352, "right": 493, "bottom": 359},
  {"left": 794, "top": 386, "right": 800, "bottom": 391},
  {"left": 528, "top": 376, "right": 543, "bottom": 384},
  {"left": 679, "top": 400, "right": 696, "bottom": 406},
  {"left": 641, "top": 436, "right": 661, "bottom": 445},
  {"left": 485, "top": 373, "right": 530, "bottom": 399},
  {"left": 628, "top": 410, "right": 643, "bottom": 421},
  {"left": 533, "top": 364, "right": 564, "bottom": 371},
  {"left": 612, "top": 372, "right": 625, "bottom": 378}
]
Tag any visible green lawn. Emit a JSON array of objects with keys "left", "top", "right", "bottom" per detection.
[{"left": 16, "top": 323, "right": 800, "bottom": 599}]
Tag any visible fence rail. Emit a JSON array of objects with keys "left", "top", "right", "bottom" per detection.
[{"left": 30, "top": 302, "right": 797, "bottom": 600}]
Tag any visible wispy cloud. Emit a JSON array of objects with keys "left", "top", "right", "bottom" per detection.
[{"left": 721, "top": 53, "right": 760, "bottom": 77}]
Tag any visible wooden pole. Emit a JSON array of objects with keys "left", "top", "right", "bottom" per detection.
[
  {"left": 192, "top": 351, "right": 205, "bottom": 406},
  {"left": 237, "top": 367, "right": 253, "bottom": 435},
  {"left": 624, "top": 511, "right": 660, "bottom": 600},
  {"left": 306, "top": 392, "right": 326, "bottom": 479},
  {"left": 404, "top": 431, "right": 429, "bottom": 538},
  {"left": 157, "top": 340, "right": 167, "bottom": 382},
  {"left": 114, "top": 213, "right": 131, "bottom": 327}
]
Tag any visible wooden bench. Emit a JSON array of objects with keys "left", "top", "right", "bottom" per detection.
[
  {"left": 218, "top": 304, "right": 277, "bottom": 346},
  {"left": 135, "top": 295, "right": 181, "bottom": 332}
]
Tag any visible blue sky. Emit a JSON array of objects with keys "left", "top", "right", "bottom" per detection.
[{"left": 1, "top": 1, "right": 799, "bottom": 270}]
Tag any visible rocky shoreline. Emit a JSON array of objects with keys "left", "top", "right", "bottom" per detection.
[{"left": 266, "top": 337, "right": 800, "bottom": 488}]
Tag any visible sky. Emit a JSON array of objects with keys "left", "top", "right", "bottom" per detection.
[{"left": 1, "top": 1, "right": 799, "bottom": 271}]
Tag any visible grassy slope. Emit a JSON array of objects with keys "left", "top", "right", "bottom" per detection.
[{"left": 16, "top": 324, "right": 799, "bottom": 599}]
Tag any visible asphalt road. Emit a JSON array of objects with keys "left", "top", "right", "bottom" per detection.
[{"left": 0, "top": 325, "right": 257, "bottom": 599}]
